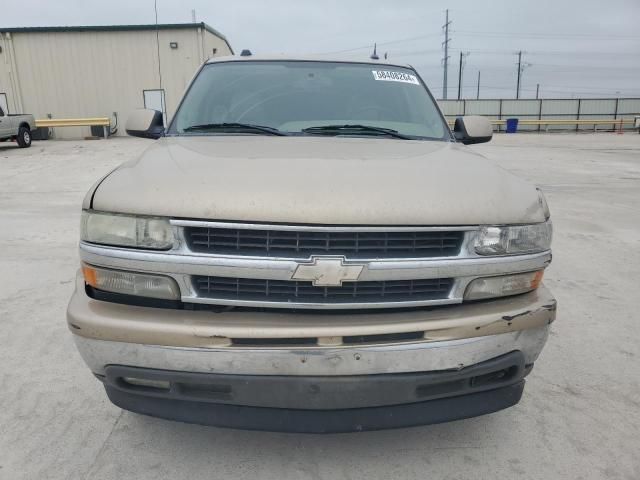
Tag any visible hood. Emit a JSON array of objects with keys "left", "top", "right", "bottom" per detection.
[{"left": 91, "top": 136, "right": 545, "bottom": 225}]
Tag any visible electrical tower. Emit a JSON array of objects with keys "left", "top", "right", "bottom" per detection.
[{"left": 441, "top": 9, "right": 451, "bottom": 99}]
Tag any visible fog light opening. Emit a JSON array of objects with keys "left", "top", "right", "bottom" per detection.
[
  {"left": 470, "top": 366, "right": 518, "bottom": 388},
  {"left": 122, "top": 377, "right": 171, "bottom": 390}
]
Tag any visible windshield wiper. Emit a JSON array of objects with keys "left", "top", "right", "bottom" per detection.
[
  {"left": 182, "top": 122, "right": 288, "bottom": 136},
  {"left": 301, "top": 124, "right": 411, "bottom": 140}
]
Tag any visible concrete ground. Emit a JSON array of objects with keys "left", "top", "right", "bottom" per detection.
[{"left": 0, "top": 133, "right": 638, "bottom": 480}]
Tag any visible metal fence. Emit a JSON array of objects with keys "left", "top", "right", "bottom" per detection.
[{"left": 437, "top": 98, "right": 640, "bottom": 131}]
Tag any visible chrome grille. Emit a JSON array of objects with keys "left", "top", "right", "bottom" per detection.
[
  {"left": 185, "top": 227, "right": 464, "bottom": 258},
  {"left": 193, "top": 276, "right": 454, "bottom": 304}
]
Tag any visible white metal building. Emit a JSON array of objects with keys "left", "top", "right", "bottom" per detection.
[{"left": 0, "top": 23, "right": 233, "bottom": 138}]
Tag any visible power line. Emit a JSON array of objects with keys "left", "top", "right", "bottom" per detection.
[
  {"left": 388, "top": 49, "right": 444, "bottom": 58},
  {"left": 454, "top": 30, "right": 640, "bottom": 40},
  {"left": 313, "top": 33, "right": 441, "bottom": 56},
  {"left": 460, "top": 63, "right": 640, "bottom": 71},
  {"left": 314, "top": 38, "right": 640, "bottom": 59},
  {"left": 317, "top": 45, "right": 639, "bottom": 59},
  {"left": 450, "top": 48, "right": 640, "bottom": 57},
  {"left": 528, "top": 51, "right": 640, "bottom": 57},
  {"left": 524, "top": 63, "right": 640, "bottom": 70}
]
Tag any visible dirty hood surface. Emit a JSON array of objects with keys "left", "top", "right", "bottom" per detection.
[{"left": 91, "top": 136, "right": 545, "bottom": 225}]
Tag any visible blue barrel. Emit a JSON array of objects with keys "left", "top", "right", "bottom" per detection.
[{"left": 506, "top": 118, "right": 519, "bottom": 133}]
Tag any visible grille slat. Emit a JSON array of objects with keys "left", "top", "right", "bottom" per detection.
[
  {"left": 185, "top": 227, "right": 464, "bottom": 258},
  {"left": 193, "top": 276, "right": 453, "bottom": 304}
]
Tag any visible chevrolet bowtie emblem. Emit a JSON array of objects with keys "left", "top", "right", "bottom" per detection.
[{"left": 291, "top": 256, "right": 365, "bottom": 287}]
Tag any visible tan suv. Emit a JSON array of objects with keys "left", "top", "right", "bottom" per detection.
[{"left": 68, "top": 57, "right": 555, "bottom": 433}]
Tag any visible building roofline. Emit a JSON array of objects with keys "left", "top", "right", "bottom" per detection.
[{"left": 0, "top": 23, "right": 233, "bottom": 52}]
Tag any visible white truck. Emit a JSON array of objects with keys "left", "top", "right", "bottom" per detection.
[{"left": 0, "top": 106, "right": 35, "bottom": 147}]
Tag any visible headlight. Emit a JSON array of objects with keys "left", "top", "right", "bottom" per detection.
[
  {"left": 464, "top": 271, "right": 544, "bottom": 301},
  {"left": 82, "top": 264, "right": 180, "bottom": 300},
  {"left": 475, "top": 221, "right": 552, "bottom": 256},
  {"left": 81, "top": 211, "right": 173, "bottom": 250}
]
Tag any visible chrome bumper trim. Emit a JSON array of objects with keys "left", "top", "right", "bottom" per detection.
[
  {"left": 169, "top": 219, "right": 478, "bottom": 233},
  {"left": 79, "top": 243, "right": 551, "bottom": 282},
  {"left": 73, "top": 326, "right": 550, "bottom": 377},
  {"left": 180, "top": 295, "right": 460, "bottom": 309},
  {"left": 79, "top": 241, "right": 551, "bottom": 309}
]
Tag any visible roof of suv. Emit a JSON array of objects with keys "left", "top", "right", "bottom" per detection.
[{"left": 205, "top": 55, "right": 413, "bottom": 69}]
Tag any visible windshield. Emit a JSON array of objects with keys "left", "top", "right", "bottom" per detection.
[{"left": 168, "top": 61, "right": 450, "bottom": 141}]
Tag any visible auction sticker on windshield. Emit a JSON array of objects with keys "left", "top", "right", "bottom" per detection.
[{"left": 372, "top": 70, "right": 420, "bottom": 85}]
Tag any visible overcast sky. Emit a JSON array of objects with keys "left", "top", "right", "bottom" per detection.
[{"left": 3, "top": 0, "right": 640, "bottom": 98}]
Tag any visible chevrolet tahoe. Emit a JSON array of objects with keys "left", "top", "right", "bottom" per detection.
[{"left": 67, "top": 57, "right": 556, "bottom": 433}]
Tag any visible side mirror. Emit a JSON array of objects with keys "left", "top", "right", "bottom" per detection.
[
  {"left": 453, "top": 116, "right": 493, "bottom": 145},
  {"left": 125, "top": 109, "right": 164, "bottom": 139}
]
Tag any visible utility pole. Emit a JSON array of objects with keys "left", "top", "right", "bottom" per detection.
[
  {"left": 457, "top": 52, "right": 463, "bottom": 100},
  {"left": 441, "top": 9, "right": 451, "bottom": 99},
  {"left": 516, "top": 51, "right": 522, "bottom": 99},
  {"left": 476, "top": 71, "right": 481, "bottom": 99},
  {"left": 515, "top": 51, "right": 532, "bottom": 99},
  {"left": 536, "top": 83, "right": 540, "bottom": 99},
  {"left": 457, "top": 51, "right": 470, "bottom": 100}
]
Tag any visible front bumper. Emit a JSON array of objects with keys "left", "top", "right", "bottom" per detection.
[
  {"left": 73, "top": 326, "right": 549, "bottom": 377},
  {"left": 68, "top": 271, "right": 556, "bottom": 351},
  {"left": 68, "top": 273, "right": 555, "bottom": 431}
]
